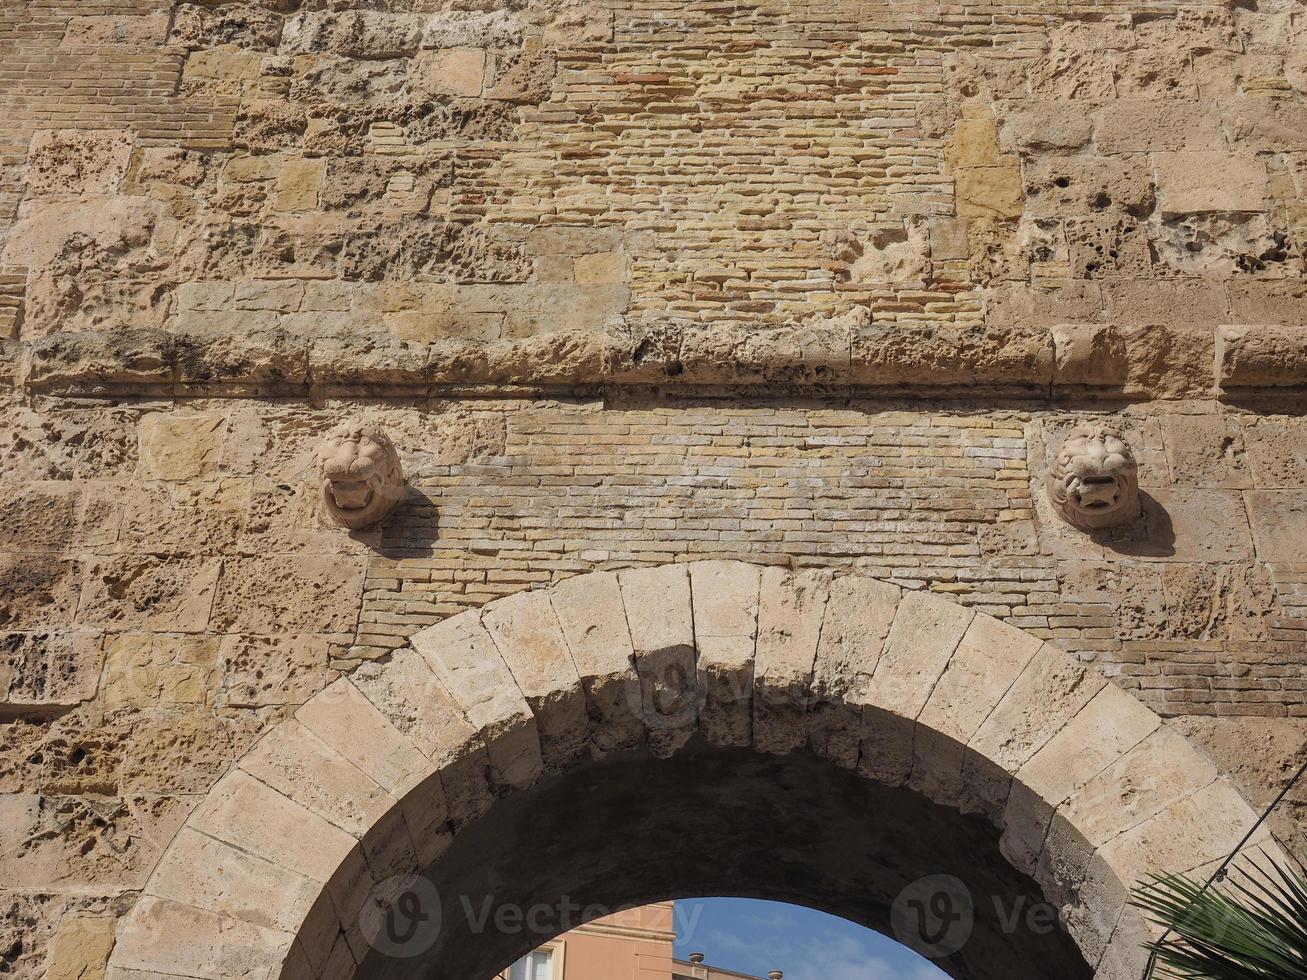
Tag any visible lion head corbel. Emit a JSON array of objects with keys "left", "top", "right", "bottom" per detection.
[
  {"left": 1045, "top": 425, "right": 1140, "bottom": 531},
  {"left": 316, "top": 421, "right": 406, "bottom": 530}
]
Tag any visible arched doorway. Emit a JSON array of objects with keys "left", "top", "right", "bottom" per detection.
[{"left": 106, "top": 562, "right": 1285, "bottom": 980}]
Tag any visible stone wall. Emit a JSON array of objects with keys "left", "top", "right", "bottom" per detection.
[
  {"left": 2, "top": 0, "right": 1307, "bottom": 977},
  {"left": 2, "top": 394, "right": 1306, "bottom": 977},
  {"left": 2, "top": 0, "right": 1307, "bottom": 388}
]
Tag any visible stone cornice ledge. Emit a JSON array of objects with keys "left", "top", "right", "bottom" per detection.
[{"left": 2, "top": 318, "right": 1302, "bottom": 400}]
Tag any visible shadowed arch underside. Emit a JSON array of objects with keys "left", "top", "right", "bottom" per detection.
[{"left": 107, "top": 562, "right": 1287, "bottom": 980}]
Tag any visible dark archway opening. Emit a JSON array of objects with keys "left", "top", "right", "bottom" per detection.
[{"left": 357, "top": 743, "right": 1093, "bottom": 980}]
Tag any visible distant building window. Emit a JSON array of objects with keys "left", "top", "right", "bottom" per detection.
[{"left": 506, "top": 950, "right": 552, "bottom": 980}]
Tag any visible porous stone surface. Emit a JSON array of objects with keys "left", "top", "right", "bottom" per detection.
[{"left": 2, "top": 0, "right": 1306, "bottom": 973}]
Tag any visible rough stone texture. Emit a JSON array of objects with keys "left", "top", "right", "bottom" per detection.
[
  {"left": 2, "top": 0, "right": 1307, "bottom": 970},
  {"left": 91, "top": 566, "right": 1281, "bottom": 980}
]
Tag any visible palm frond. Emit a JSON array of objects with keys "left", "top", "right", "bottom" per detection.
[{"left": 1130, "top": 854, "right": 1307, "bottom": 980}]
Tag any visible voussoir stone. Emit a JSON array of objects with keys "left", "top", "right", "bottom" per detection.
[
  {"left": 482, "top": 587, "right": 588, "bottom": 769},
  {"left": 753, "top": 568, "right": 829, "bottom": 756},
  {"left": 690, "top": 560, "right": 762, "bottom": 749},
  {"left": 549, "top": 570, "right": 643, "bottom": 756},
  {"left": 412, "top": 610, "right": 542, "bottom": 789},
  {"left": 859, "top": 590, "right": 974, "bottom": 786},
  {"left": 964, "top": 642, "right": 1107, "bottom": 821},
  {"left": 912, "top": 612, "right": 1044, "bottom": 807},
  {"left": 618, "top": 564, "right": 698, "bottom": 757},
  {"left": 109, "top": 896, "right": 292, "bottom": 980},
  {"left": 808, "top": 574, "right": 900, "bottom": 768}
]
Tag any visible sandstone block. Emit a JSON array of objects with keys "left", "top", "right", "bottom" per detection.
[
  {"left": 217, "top": 634, "right": 335, "bottom": 708},
  {"left": 850, "top": 323, "right": 1053, "bottom": 389},
  {"left": 412, "top": 612, "right": 542, "bottom": 789},
  {"left": 690, "top": 561, "right": 761, "bottom": 748},
  {"left": 618, "top": 564, "right": 698, "bottom": 756},
  {"left": 138, "top": 414, "right": 225, "bottom": 481},
  {"left": 1217, "top": 324, "right": 1307, "bottom": 389},
  {"left": 483, "top": 589, "right": 587, "bottom": 768},
  {"left": 297, "top": 679, "right": 431, "bottom": 798},
  {"left": 352, "top": 647, "right": 487, "bottom": 827},
  {"left": 1245, "top": 490, "right": 1307, "bottom": 562},
  {"left": 191, "top": 769, "right": 360, "bottom": 885},
  {"left": 274, "top": 159, "right": 325, "bottom": 213},
  {"left": 753, "top": 568, "right": 828, "bottom": 755},
  {"left": 954, "top": 163, "right": 1024, "bottom": 219},
  {"left": 239, "top": 718, "right": 397, "bottom": 839},
  {"left": 413, "top": 49, "right": 486, "bottom": 97},
  {"left": 1094, "top": 101, "right": 1225, "bottom": 153},
  {"left": 809, "top": 575, "right": 899, "bottom": 768},
  {"left": 964, "top": 644, "right": 1106, "bottom": 821},
  {"left": 859, "top": 591, "right": 973, "bottom": 785},
  {"left": 47, "top": 916, "right": 117, "bottom": 980},
  {"left": 1002, "top": 685, "right": 1160, "bottom": 874},
  {"left": 147, "top": 826, "right": 319, "bottom": 935},
  {"left": 548, "top": 570, "right": 643, "bottom": 756},
  {"left": 1153, "top": 152, "right": 1271, "bottom": 215},
  {"left": 1061, "top": 728, "right": 1219, "bottom": 851},
  {"left": 913, "top": 613, "right": 1043, "bottom": 806},
  {"left": 109, "top": 896, "right": 292, "bottom": 980}
]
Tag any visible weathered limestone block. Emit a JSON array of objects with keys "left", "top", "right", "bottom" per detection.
[
  {"left": 1001, "top": 685, "right": 1161, "bottom": 875},
  {"left": 79, "top": 557, "right": 220, "bottom": 634},
  {"left": 108, "top": 896, "right": 293, "bottom": 980},
  {"left": 412, "top": 611, "right": 542, "bottom": 789},
  {"left": 1094, "top": 101, "right": 1225, "bottom": 153},
  {"left": 216, "top": 634, "right": 336, "bottom": 708},
  {"left": 808, "top": 575, "right": 899, "bottom": 768},
  {"left": 753, "top": 568, "right": 828, "bottom": 756},
  {"left": 1051, "top": 324, "right": 1128, "bottom": 388},
  {"left": 482, "top": 589, "right": 588, "bottom": 769},
  {"left": 1245, "top": 489, "right": 1307, "bottom": 563},
  {"left": 912, "top": 613, "right": 1043, "bottom": 807},
  {"left": 1217, "top": 324, "right": 1307, "bottom": 389},
  {"left": 1023, "top": 156, "right": 1154, "bottom": 220},
  {"left": 25, "top": 130, "right": 133, "bottom": 198},
  {"left": 690, "top": 561, "right": 761, "bottom": 748},
  {"left": 859, "top": 590, "right": 974, "bottom": 786},
  {"left": 1045, "top": 425, "right": 1140, "bottom": 531},
  {"left": 548, "top": 570, "right": 643, "bottom": 756},
  {"left": 849, "top": 324, "right": 1053, "bottom": 389},
  {"left": 964, "top": 643, "right": 1106, "bottom": 821},
  {"left": 239, "top": 718, "right": 396, "bottom": 840},
  {"left": 138, "top": 414, "right": 225, "bottom": 481},
  {"left": 618, "top": 564, "right": 697, "bottom": 757},
  {"left": 46, "top": 915, "right": 117, "bottom": 980},
  {"left": 0, "top": 631, "right": 103, "bottom": 717},
  {"left": 146, "top": 827, "right": 320, "bottom": 935},
  {"left": 352, "top": 646, "right": 490, "bottom": 831},
  {"left": 315, "top": 421, "right": 406, "bottom": 531},
  {"left": 119, "top": 713, "right": 252, "bottom": 803},
  {"left": 209, "top": 555, "right": 365, "bottom": 634},
  {"left": 282, "top": 11, "right": 426, "bottom": 58}
]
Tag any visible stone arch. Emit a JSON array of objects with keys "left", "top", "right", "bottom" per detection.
[{"left": 107, "top": 562, "right": 1285, "bottom": 980}]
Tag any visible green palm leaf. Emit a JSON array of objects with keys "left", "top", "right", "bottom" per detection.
[{"left": 1131, "top": 855, "right": 1307, "bottom": 980}]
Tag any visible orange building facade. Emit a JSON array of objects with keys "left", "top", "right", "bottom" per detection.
[{"left": 497, "top": 903, "right": 778, "bottom": 980}]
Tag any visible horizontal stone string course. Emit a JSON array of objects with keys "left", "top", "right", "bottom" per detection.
[
  {"left": 5, "top": 321, "right": 1307, "bottom": 397},
  {"left": 106, "top": 562, "right": 1286, "bottom": 980}
]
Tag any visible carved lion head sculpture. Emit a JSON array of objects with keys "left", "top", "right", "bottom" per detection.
[
  {"left": 315, "top": 421, "right": 405, "bottom": 530},
  {"left": 1045, "top": 425, "right": 1140, "bottom": 530}
]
